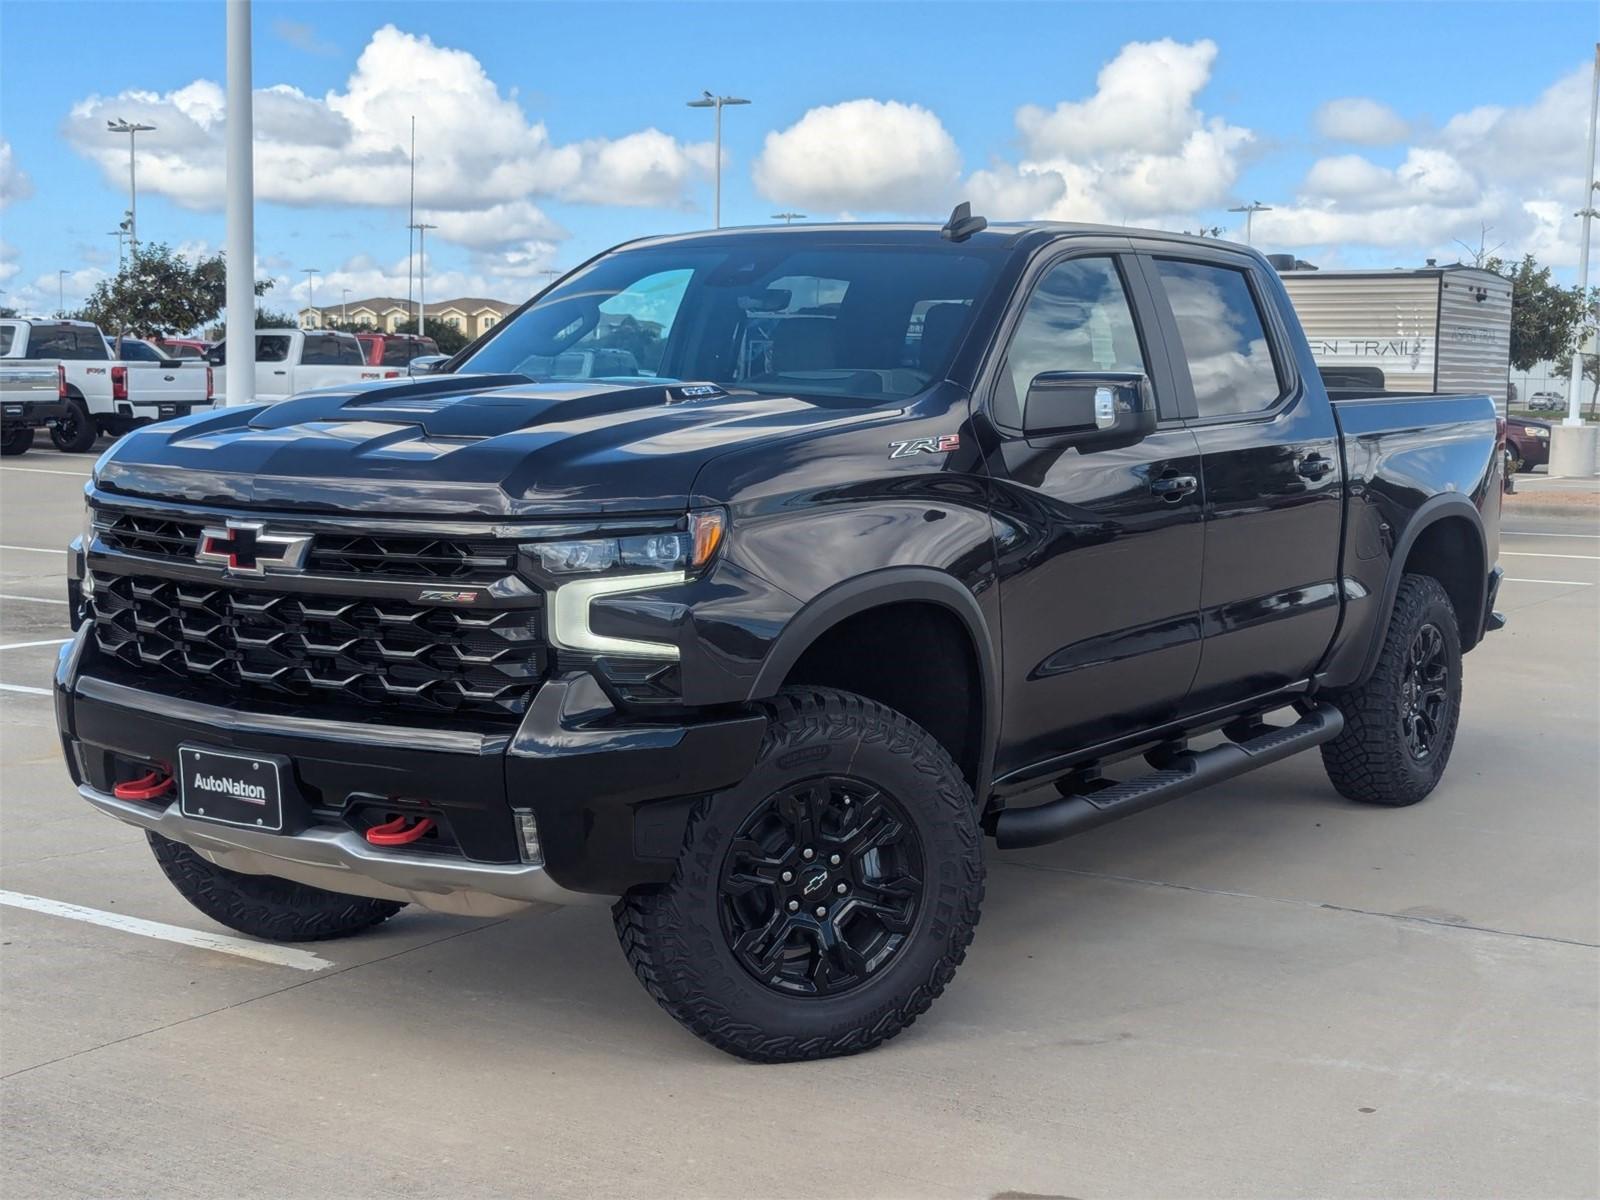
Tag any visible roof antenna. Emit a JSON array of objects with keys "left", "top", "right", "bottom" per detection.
[{"left": 941, "top": 201, "right": 987, "bottom": 243}]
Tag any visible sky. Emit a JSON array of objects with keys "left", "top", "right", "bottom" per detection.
[{"left": 0, "top": 0, "right": 1595, "bottom": 319}]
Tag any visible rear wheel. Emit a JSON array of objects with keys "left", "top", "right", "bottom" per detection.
[
  {"left": 0, "top": 427, "right": 33, "bottom": 457},
  {"left": 50, "top": 398, "right": 98, "bottom": 453},
  {"left": 147, "top": 832, "right": 404, "bottom": 941},
  {"left": 1321, "top": 574, "right": 1462, "bottom": 806},
  {"left": 614, "top": 687, "right": 984, "bottom": 1062}
]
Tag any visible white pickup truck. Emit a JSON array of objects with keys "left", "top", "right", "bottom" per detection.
[
  {"left": 210, "top": 329, "right": 406, "bottom": 404},
  {"left": 0, "top": 318, "right": 213, "bottom": 452}
]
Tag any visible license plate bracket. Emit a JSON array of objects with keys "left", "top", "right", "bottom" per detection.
[{"left": 178, "top": 746, "right": 286, "bottom": 831}]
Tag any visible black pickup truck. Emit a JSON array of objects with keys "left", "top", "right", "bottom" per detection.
[{"left": 55, "top": 213, "right": 1504, "bottom": 1062}]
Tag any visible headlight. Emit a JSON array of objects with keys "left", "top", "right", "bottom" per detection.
[
  {"left": 527, "top": 509, "right": 726, "bottom": 661},
  {"left": 525, "top": 509, "right": 725, "bottom": 578},
  {"left": 1528, "top": 426, "right": 1549, "bottom": 438}
]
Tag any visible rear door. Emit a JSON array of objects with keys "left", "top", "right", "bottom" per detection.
[
  {"left": 980, "top": 241, "right": 1206, "bottom": 773},
  {"left": 1136, "top": 245, "right": 1343, "bottom": 707}
]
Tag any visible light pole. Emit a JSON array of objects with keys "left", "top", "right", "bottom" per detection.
[
  {"left": 687, "top": 91, "right": 750, "bottom": 228},
  {"left": 1564, "top": 43, "right": 1599, "bottom": 431},
  {"left": 108, "top": 229, "right": 126, "bottom": 267},
  {"left": 1228, "top": 201, "right": 1273, "bottom": 246},
  {"left": 106, "top": 118, "right": 157, "bottom": 255},
  {"left": 302, "top": 268, "right": 319, "bottom": 326},
  {"left": 58, "top": 269, "right": 68, "bottom": 316},
  {"left": 224, "top": 0, "right": 256, "bottom": 406},
  {"left": 771, "top": 212, "right": 806, "bottom": 225},
  {"left": 409, "top": 222, "right": 436, "bottom": 335}
]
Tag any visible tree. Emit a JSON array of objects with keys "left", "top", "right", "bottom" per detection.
[
  {"left": 204, "top": 308, "right": 299, "bottom": 342},
  {"left": 392, "top": 316, "right": 471, "bottom": 356},
  {"left": 0, "top": 305, "right": 17, "bottom": 319},
  {"left": 1487, "top": 254, "right": 1592, "bottom": 372},
  {"left": 77, "top": 243, "right": 272, "bottom": 337}
]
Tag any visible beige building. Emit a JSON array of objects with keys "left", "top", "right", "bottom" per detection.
[{"left": 299, "top": 296, "right": 515, "bottom": 339}]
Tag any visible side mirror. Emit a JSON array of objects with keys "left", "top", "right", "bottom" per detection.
[{"left": 1023, "top": 371, "right": 1156, "bottom": 450}]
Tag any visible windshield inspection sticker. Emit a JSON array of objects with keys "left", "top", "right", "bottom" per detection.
[{"left": 889, "top": 434, "right": 960, "bottom": 459}]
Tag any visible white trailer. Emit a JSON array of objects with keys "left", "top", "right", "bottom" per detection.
[{"left": 1278, "top": 265, "right": 1513, "bottom": 411}]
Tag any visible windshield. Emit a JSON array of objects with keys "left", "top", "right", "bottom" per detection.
[{"left": 459, "top": 238, "right": 1001, "bottom": 402}]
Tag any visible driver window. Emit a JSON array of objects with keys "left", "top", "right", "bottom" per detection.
[{"left": 996, "top": 257, "right": 1145, "bottom": 428}]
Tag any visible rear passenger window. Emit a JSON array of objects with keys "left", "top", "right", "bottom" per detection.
[
  {"left": 1155, "top": 260, "right": 1283, "bottom": 417},
  {"left": 996, "top": 257, "right": 1146, "bottom": 428}
]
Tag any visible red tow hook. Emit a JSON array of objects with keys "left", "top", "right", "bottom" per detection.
[
  {"left": 365, "top": 814, "right": 435, "bottom": 846},
  {"left": 114, "top": 771, "right": 174, "bottom": 802}
]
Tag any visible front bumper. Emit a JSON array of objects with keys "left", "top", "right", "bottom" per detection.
[{"left": 55, "top": 624, "right": 767, "bottom": 912}]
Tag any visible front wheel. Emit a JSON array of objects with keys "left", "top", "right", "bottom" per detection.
[
  {"left": 50, "top": 398, "right": 98, "bottom": 453},
  {"left": 614, "top": 687, "right": 984, "bottom": 1062},
  {"left": 1321, "top": 574, "right": 1463, "bottom": 806},
  {"left": 0, "top": 426, "right": 33, "bottom": 457}
]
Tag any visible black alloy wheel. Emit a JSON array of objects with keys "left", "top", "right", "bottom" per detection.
[
  {"left": 719, "top": 775, "right": 925, "bottom": 998},
  {"left": 1399, "top": 622, "right": 1449, "bottom": 761}
]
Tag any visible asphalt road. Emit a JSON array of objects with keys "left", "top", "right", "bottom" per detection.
[{"left": 2, "top": 443, "right": 1597, "bottom": 1199}]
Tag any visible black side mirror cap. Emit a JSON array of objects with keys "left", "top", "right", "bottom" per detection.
[{"left": 1023, "top": 371, "right": 1157, "bottom": 451}]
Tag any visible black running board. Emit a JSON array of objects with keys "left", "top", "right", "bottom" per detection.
[{"left": 992, "top": 703, "right": 1345, "bottom": 850}]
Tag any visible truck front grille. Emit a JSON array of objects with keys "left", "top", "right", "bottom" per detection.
[
  {"left": 90, "top": 574, "right": 546, "bottom": 720},
  {"left": 96, "top": 511, "right": 518, "bottom": 584}
]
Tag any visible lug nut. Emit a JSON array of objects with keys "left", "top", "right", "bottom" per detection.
[
  {"left": 815, "top": 906, "right": 828, "bottom": 918},
  {"left": 787, "top": 899, "right": 800, "bottom": 912},
  {"left": 802, "top": 848, "right": 815, "bottom": 860},
  {"left": 829, "top": 854, "right": 841, "bottom": 866},
  {"left": 836, "top": 882, "right": 847, "bottom": 894},
  {"left": 781, "top": 870, "right": 793, "bottom": 883}
]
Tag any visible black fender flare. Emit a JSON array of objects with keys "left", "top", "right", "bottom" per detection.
[
  {"left": 1355, "top": 492, "right": 1487, "bottom": 684},
  {"left": 749, "top": 567, "right": 1001, "bottom": 805}
]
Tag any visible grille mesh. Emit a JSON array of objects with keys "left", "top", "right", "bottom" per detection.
[
  {"left": 94, "top": 510, "right": 519, "bottom": 585},
  {"left": 91, "top": 574, "right": 545, "bottom": 720}
]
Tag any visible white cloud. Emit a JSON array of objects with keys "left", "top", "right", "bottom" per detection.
[
  {"left": 419, "top": 201, "right": 564, "bottom": 251},
  {"left": 0, "top": 140, "right": 34, "bottom": 208},
  {"left": 63, "top": 25, "right": 713, "bottom": 250},
  {"left": 1260, "top": 63, "right": 1591, "bottom": 266},
  {"left": 1314, "top": 98, "right": 1410, "bottom": 145},
  {"left": 964, "top": 39, "right": 1255, "bottom": 224},
  {"left": 753, "top": 99, "right": 962, "bottom": 212}
]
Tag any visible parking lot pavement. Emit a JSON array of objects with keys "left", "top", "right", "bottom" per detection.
[{"left": 2, "top": 449, "right": 1596, "bottom": 1199}]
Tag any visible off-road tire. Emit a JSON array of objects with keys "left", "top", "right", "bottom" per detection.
[
  {"left": 147, "top": 832, "right": 404, "bottom": 941},
  {"left": 614, "top": 687, "right": 985, "bottom": 1063},
  {"left": 0, "top": 427, "right": 33, "bottom": 456},
  {"left": 50, "top": 397, "right": 98, "bottom": 453},
  {"left": 1321, "top": 574, "right": 1463, "bottom": 806}
]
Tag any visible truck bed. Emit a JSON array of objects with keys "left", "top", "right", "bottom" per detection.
[{"left": 1322, "top": 389, "right": 1502, "bottom": 687}]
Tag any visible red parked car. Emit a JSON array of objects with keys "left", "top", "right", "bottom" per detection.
[
  {"left": 1504, "top": 417, "right": 1551, "bottom": 473},
  {"left": 154, "top": 337, "right": 214, "bottom": 360},
  {"left": 355, "top": 332, "right": 440, "bottom": 367}
]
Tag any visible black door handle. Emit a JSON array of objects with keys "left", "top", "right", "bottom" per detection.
[
  {"left": 1150, "top": 473, "right": 1198, "bottom": 501},
  {"left": 1297, "top": 454, "right": 1334, "bottom": 480}
]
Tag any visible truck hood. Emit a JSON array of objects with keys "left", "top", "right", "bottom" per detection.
[{"left": 93, "top": 375, "right": 886, "bottom": 516}]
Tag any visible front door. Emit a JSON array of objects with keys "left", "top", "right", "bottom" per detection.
[{"left": 981, "top": 250, "right": 1206, "bottom": 776}]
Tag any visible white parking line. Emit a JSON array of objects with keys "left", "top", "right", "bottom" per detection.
[
  {"left": 0, "top": 466, "right": 93, "bottom": 478},
  {"left": 0, "top": 682, "right": 52, "bottom": 696},
  {"left": 1502, "top": 531, "right": 1600, "bottom": 538},
  {"left": 1504, "top": 578, "right": 1594, "bottom": 586},
  {"left": 1499, "top": 551, "right": 1600, "bottom": 561},
  {"left": 0, "top": 890, "right": 332, "bottom": 971},
  {"left": 0, "top": 544, "right": 67, "bottom": 555},
  {"left": 0, "top": 638, "right": 71, "bottom": 651},
  {"left": 0, "top": 593, "right": 67, "bottom": 605}
]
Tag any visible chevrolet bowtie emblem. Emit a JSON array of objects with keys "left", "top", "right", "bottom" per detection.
[{"left": 196, "top": 519, "right": 312, "bottom": 576}]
